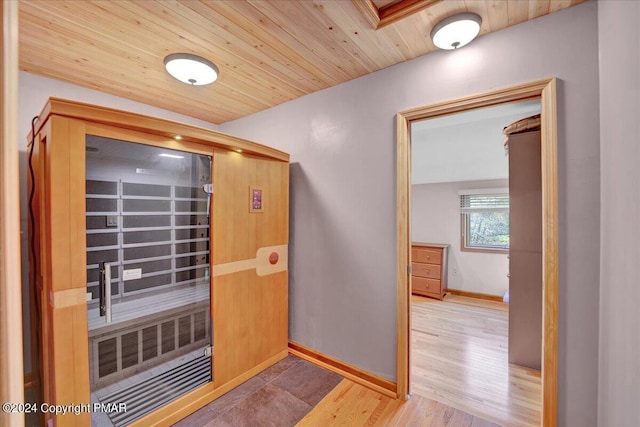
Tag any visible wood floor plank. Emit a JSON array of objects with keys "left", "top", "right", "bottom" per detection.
[
  {"left": 298, "top": 379, "right": 500, "bottom": 427},
  {"left": 411, "top": 295, "right": 541, "bottom": 427}
]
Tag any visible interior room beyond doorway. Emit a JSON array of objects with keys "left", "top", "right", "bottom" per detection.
[{"left": 408, "top": 98, "right": 543, "bottom": 426}]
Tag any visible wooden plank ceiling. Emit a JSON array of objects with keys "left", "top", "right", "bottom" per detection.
[{"left": 18, "top": 0, "right": 584, "bottom": 125}]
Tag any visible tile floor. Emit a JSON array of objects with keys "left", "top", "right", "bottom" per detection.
[{"left": 172, "top": 355, "right": 343, "bottom": 427}]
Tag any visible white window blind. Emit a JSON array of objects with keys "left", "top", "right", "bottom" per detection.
[{"left": 459, "top": 191, "right": 509, "bottom": 214}]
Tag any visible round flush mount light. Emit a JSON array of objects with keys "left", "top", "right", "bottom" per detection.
[
  {"left": 164, "top": 53, "right": 219, "bottom": 85},
  {"left": 431, "top": 13, "right": 482, "bottom": 50}
]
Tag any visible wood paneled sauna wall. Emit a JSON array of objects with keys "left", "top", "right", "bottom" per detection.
[{"left": 28, "top": 98, "right": 289, "bottom": 426}]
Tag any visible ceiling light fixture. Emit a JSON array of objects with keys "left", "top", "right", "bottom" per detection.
[
  {"left": 431, "top": 13, "right": 482, "bottom": 50},
  {"left": 164, "top": 53, "right": 219, "bottom": 86},
  {"left": 159, "top": 153, "right": 185, "bottom": 159}
]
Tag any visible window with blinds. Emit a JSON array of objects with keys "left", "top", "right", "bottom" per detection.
[{"left": 459, "top": 189, "right": 509, "bottom": 251}]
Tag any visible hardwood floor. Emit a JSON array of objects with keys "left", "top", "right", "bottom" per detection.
[
  {"left": 297, "top": 379, "right": 500, "bottom": 427},
  {"left": 173, "top": 294, "right": 539, "bottom": 426},
  {"left": 410, "top": 294, "right": 541, "bottom": 427}
]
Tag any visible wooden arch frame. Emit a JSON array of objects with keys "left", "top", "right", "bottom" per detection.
[{"left": 395, "top": 78, "right": 558, "bottom": 427}]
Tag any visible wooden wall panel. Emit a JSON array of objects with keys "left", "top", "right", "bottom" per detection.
[
  {"left": 213, "top": 271, "right": 288, "bottom": 386},
  {"left": 35, "top": 116, "right": 90, "bottom": 426},
  {"left": 0, "top": 2, "right": 25, "bottom": 426},
  {"left": 212, "top": 150, "right": 289, "bottom": 387}
]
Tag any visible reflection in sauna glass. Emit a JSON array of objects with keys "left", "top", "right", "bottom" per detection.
[{"left": 85, "top": 135, "right": 212, "bottom": 426}]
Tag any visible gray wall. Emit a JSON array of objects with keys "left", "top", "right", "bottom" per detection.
[
  {"left": 598, "top": 1, "right": 640, "bottom": 426},
  {"left": 220, "top": 2, "right": 601, "bottom": 425}
]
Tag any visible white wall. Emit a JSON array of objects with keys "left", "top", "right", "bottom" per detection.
[
  {"left": 18, "top": 72, "right": 219, "bottom": 373},
  {"left": 220, "top": 2, "right": 601, "bottom": 424},
  {"left": 598, "top": 1, "right": 640, "bottom": 426},
  {"left": 411, "top": 100, "right": 540, "bottom": 184},
  {"left": 412, "top": 180, "right": 509, "bottom": 296}
]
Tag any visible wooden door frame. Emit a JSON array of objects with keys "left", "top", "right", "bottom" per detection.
[
  {"left": 1, "top": 3, "right": 25, "bottom": 427},
  {"left": 395, "top": 78, "right": 558, "bottom": 427}
]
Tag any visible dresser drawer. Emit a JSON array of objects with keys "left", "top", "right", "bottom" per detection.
[
  {"left": 412, "top": 263, "right": 440, "bottom": 279},
  {"left": 412, "top": 247, "right": 442, "bottom": 265},
  {"left": 412, "top": 277, "right": 441, "bottom": 295}
]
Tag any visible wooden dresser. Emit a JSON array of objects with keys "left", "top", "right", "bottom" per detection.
[{"left": 411, "top": 243, "right": 449, "bottom": 300}]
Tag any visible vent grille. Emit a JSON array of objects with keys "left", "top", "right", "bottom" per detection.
[{"left": 101, "top": 355, "right": 211, "bottom": 426}]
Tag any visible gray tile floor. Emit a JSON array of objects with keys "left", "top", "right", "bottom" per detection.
[{"left": 172, "top": 355, "right": 343, "bottom": 427}]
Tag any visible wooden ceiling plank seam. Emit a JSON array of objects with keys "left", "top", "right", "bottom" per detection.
[
  {"left": 19, "top": 1, "right": 169, "bottom": 59},
  {"left": 266, "top": 0, "right": 377, "bottom": 77},
  {"left": 529, "top": 0, "right": 551, "bottom": 20},
  {"left": 464, "top": 0, "right": 492, "bottom": 34},
  {"left": 250, "top": 1, "right": 371, "bottom": 81},
  {"left": 305, "top": 0, "right": 407, "bottom": 67},
  {"left": 507, "top": 0, "right": 530, "bottom": 27},
  {"left": 486, "top": 0, "right": 510, "bottom": 33},
  {"left": 549, "top": 0, "right": 574, "bottom": 14},
  {"left": 377, "top": 20, "right": 431, "bottom": 61},
  {"left": 240, "top": 1, "right": 348, "bottom": 86},
  {"left": 192, "top": 0, "right": 335, "bottom": 90},
  {"left": 291, "top": 1, "right": 386, "bottom": 73}
]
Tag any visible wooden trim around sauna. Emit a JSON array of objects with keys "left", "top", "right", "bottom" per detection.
[
  {"left": 288, "top": 341, "right": 397, "bottom": 399},
  {"left": 447, "top": 289, "right": 505, "bottom": 303},
  {"left": 0, "top": 3, "right": 25, "bottom": 427},
  {"left": 32, "top": 97, "right": 290, "bottom": 162},
  {"left": 396, "top": 78, "right": 559, "bottom": 427}
]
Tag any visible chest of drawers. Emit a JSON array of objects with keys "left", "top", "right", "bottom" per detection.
[{"left": 411, "top": 243, "right": 449, "bottom": 300}]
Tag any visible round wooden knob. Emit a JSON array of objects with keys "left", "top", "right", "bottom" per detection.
[{"left": 269, "top": 252, "right": 279, "bottom": 265}]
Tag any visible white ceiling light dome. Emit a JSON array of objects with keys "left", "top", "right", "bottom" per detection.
[
  {"left": 164, "top": 53, "right": 219, "bottom": 86},
  {"left": 431, "top": 13, "right": 482, "bottom": 50}
]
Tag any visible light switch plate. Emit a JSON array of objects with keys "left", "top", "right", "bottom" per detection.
[
  {"left": 123, "top": 268, "right": 142, "bottom": 281},
  {"left": 106, "top": 215, "right": 118, "bottom": 227}
]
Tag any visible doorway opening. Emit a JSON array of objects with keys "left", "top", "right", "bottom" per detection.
[
  {"left": 395, "top": 78, "right": 558, "bottom": 427},
  {"left": 409, "top": 99, "right": 541, "bottom": 425}
]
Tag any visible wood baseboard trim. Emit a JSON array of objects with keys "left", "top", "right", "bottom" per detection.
[
  {"left": 447, "top": 289, "right": 505, "bottom": 302},
  {"left": 288, "top": 341, "right": 397, "bottom": 399}
]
